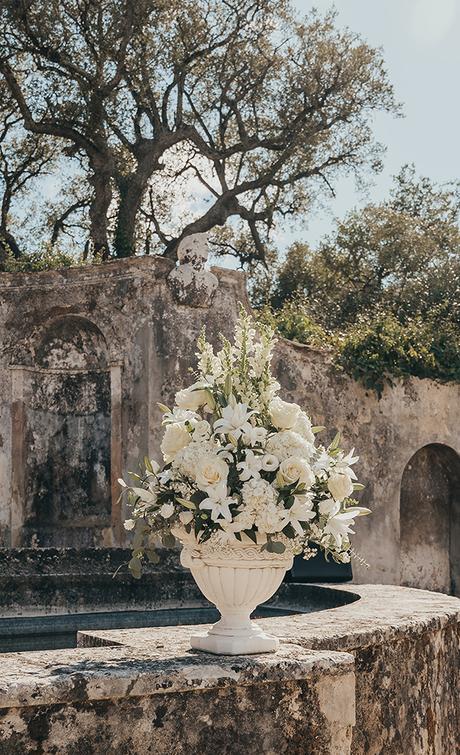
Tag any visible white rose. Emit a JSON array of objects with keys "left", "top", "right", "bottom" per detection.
[
  {"left": 160, "top": 502, "right": 175, "bottom": 519},
  {"left": 161, "top": 424, "right": 191, "bottom": 461},
  {"left": 124, "top": 518, "right": 135, "bottom": 531},
  {"left": 277, "top": 457, "right": 315, "bottom": 488},
  {"left": 175, "top": 384, "right": 209, "bottom": 412},
  {"left": 192, "top": 420, "right": 211, "bottom": 442},
  {"left": 269, "top": 397, "right": 300, "bottom": 430},
  {"left": 327, "top": 472, "right": 354, "bottom": 501},
  {"left": 195, "top": 455, "right": 229, "bottom": 493}
]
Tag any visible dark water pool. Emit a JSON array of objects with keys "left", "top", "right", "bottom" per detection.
[{"left": 0, "top": 584, "right": 359, "bottom": 653}]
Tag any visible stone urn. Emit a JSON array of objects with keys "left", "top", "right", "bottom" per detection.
[{"left": 173, "top": 528, "right": 293, "bottom": 655}]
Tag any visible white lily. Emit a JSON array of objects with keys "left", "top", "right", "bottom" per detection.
[
  {"left": 163, "top": 407, "right": 198, "bottom": 426},
  {"left": 213, "top": 398, "right": 257, "bottom": 439},
  {"left": 199, "top": 492, "right": 234, "bottom": 522},
  {"left": 281, "top": 495, "right": 316, "bottom": 536},
  {"left": 334, "top": 448, "right": 359, "bottom": 480},
  {"left": 323, "top": 506, "right": 369, "bottom": 547},
  {"left": 237, "top": 449, "right": 263, "bottom": 481},
  {"left": 242, "top": 424, "right": 267, "bottom": 447}
]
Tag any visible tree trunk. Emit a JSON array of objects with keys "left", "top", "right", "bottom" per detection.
[
  {"left": 0, "top": 228, "right": 22, "bottom": 268},
  {"left": 88, "top": 160, "right": 113, "bottom": 260},
  {"left": 113, "top": 176, "right": 143, "bottom": 258}
]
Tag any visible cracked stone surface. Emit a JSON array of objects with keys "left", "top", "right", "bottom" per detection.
[{"left": 0, "top": 584, "right": 458, "bottom": 754}]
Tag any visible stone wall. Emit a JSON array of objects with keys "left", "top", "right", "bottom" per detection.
[
  {"left": 1, "top": 256, "right": 459, "bottom": 589},
  {"left": 0, "top": 584, "right": 458, "bottom": 754}
]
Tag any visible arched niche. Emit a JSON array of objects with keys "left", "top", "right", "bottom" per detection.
[
  {"left": 10, "top": 315, "right": 122, "bottom": 548},
  {"left": 400, "top": 444, "right": 460, "bottom": 596}
]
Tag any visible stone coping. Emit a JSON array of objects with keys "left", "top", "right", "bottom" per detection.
[
  {"left": 77, "top": 583, "right": 460, "bottom": 653},
  {"left": 1, "top": 584, "right": 459, "bottom": 711},
  {"left": 0, "top": 642, "right": 352, "bottom": 710}
]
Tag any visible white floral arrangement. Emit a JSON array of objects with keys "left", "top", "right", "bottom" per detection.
[{"left": 119, "top": 311, "right": 370, "bottom": 577}]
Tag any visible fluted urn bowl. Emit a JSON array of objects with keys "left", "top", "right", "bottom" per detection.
[{"left": 173, "top": 528, "right": 293, "bottom": 655}]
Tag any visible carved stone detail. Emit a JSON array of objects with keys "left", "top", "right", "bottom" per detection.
[{"left": 167, "top": 233, "right": 218, "bottom": 307}]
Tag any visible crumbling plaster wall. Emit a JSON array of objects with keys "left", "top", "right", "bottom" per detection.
[{"left": 0, "top": 256, "right": 459, "bottom": 586}]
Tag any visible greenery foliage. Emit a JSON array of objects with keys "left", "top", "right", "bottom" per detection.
[{"left": 253, "top": 167, "right": 460, "bottom": 395}]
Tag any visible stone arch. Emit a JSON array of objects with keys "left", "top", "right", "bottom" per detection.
[
  {"left": 10, "top": 315, "right": 120, "bottom": 547},
  {"left": 400, "top": 444, "right": 460, "bottom": 596},
  {"left": 35, "top": 315, "right": 109, "bottom": 370}
]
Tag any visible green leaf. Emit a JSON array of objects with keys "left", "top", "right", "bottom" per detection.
[
  {"left": 266, "top": 540, "right": 286, "bottom": 554},
  {"left": 157, "top": 403, "right": 171, "bottom": 414},
  {"left": 224, "top": 373, "right": 233, "bottom": 397},
  {"left": 145, "top": 548, "right": 160, "bottom": 564},
  {"left": 352, "top": 483, "right": 365, "bottom": 491},
  {"left": 312, "top": 426, "right": 326, "bottom": 434},
  {"left": 175, "top": 497, "right": 196, "bottom": 510},
  {"left": 161, "top": 532, "right": 176, "bottom": 548},
  {"left": 329, "top": 432, "right": 341, "bottom": 451},
  {"left": 128, "top": 556, "right": 142, "bottom": 579}
]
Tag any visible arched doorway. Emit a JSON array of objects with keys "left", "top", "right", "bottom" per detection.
[{"left": 400, "top": 444, "right": 460, "bottom": 596}]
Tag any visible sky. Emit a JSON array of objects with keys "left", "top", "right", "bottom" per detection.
[{"left": 290, "top": 0, "right": 460, "bottom": 245}]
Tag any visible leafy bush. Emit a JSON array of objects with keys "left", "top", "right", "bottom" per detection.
[
  {"left": 258, "top": 300, "right": 330, "bottom": 349},
  {"left": 262, "top": 302, "right": 460, "bottom": 396},
  {"left": 2, "top": 245, "right": 80, "bottom": 273}
]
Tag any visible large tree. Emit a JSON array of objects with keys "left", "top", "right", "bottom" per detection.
[
  {"left": 266, "top": 165, "right": 460, "bottom": 327},
  {"left": 0, "top": 0, "right": 398, "bottom": 262},
  {"left": 0, "top": 79, "right": 55, "bottom": 264}
]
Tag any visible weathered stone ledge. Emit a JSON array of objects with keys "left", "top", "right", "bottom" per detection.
[{"left": 0, "top": 642, "right": 353, "bottom": 710}]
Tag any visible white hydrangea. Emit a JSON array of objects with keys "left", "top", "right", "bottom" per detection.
[
  {"left": 254, "top": 503, "right": 287, "bottom": 534},
  {"left": 292, "top": 411, "right": 315, "bottom": 444},
  {"left": 266, "top": 430, "right": 314, "bottom": 462},
  {"left": 173, "top": 440, "right": 221, "bottom": 480},
  {"left": 241, "top": 477, "right": 277, "bottom": 511}
]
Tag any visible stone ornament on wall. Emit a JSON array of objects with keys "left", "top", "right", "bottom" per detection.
[{"left": 167, "top": 232, "right": 218, "bottom": 307}]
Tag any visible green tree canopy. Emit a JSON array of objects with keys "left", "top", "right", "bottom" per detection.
[{"left": 267, "top": 165, "right": 460, "bottom": 328}]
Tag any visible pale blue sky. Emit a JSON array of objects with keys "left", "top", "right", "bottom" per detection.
[{"left": 293, "top": 0, "right": 460, "bottom": 244}]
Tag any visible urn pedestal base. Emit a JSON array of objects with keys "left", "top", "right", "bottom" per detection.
[{"left": 191, "top": 619, "right": 279, "bottom": 655}]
